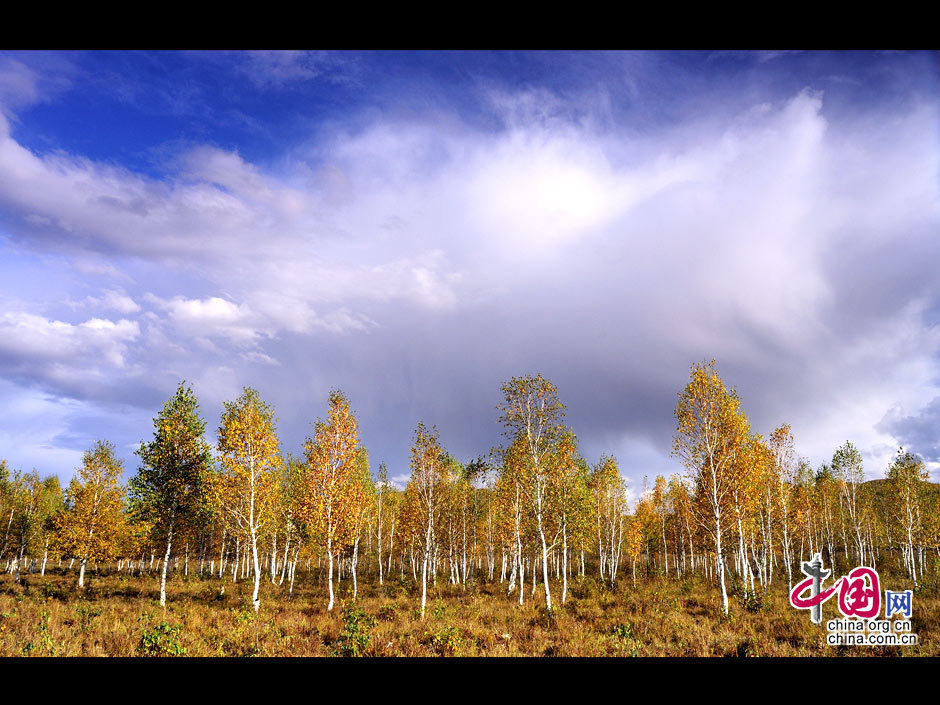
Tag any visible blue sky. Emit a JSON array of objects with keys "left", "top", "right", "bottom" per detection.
[{"left": 1, "top": 50, "right": 938, "bottom": 494}]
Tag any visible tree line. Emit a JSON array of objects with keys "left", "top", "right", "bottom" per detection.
[{"left": 1, "top": 361, "right": 937, "bottom": 616}]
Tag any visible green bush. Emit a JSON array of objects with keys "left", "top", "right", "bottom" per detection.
[
  {"left": 332, "top": 604, "right": 376, "bottom": 657},
  {"left": 611, "top": 622, "right": 633, "bottom": 640},
  {"left": 431, "top": 599, "right": 447, "bottom": 620},
  {"left": 137, "top": 615, "right": 187, "bottom": 657}
]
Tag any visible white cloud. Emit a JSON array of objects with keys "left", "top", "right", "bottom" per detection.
[
  {"left": 72, "top": 288, "right": 141, "bottom": 314},
  {"left": 0, "top": 311, "right": 139, "bottom": 367},
  {"left": 161, "top": 295, "right": 262, "bottom": 345},
  {"left": 0, "top": 311, "right": 142, "bottom": 407},
  {"left": 144, "top": 293, "right": 377, "bottom": 349},
  {"left": 389, "top": 473, "right": 410, "bottom": 489}
]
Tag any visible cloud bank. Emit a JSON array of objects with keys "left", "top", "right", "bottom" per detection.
[{"left": 0, "top": 51, "right": 938, "bottom": 491}]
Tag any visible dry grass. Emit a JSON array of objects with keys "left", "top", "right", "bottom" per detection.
[{"left": 0, "top": 566, "right": 936, "bottom": 657}]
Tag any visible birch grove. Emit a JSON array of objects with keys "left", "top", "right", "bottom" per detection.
[{"left": 2, "top": 365, "right": 938, "bottom": 619}]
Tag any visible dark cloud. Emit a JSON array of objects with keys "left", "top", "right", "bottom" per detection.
[{"left": 877, "top": 399, "right": 940, "bottom": 464}]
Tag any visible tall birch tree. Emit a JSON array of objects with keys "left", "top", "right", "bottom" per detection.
[
  {"left": 498, "top": 374, "right": 566, "bottom": 612},
  {"left": 300, "top": 390, "right": 361, "bottom": 611},
  {"left": 673, "top": 360, "right": 749, "bottom": 615},
  {"left": 131, "top": 382, "right": 214, "bottom": 607},
  {"left": 214, "top": 388, "right": 281, "bottom": 613},
  {"left": 408, "top": 422, "right": 448, "bottom": 619},
  {"left": 52, "top": 441, "right": 129, "bottom": 588},
  {"left": 886, "top": 448, "right": 928, "bottom": 586}
]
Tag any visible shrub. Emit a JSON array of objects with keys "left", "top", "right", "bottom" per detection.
[
  {"left": 137, "top": 615, "right": 187, "bottom": 657},
  {"left": 74, "top": 602, "right": 102, "bottom": 632},
  {"left": 531, "top": 606, "right": 558, "bottom": 629},
  {"left": 609, "top": 621, "right": 641, "bottom": 656},
  {"left": 611, "top": 622, "right": 633, "bottom": 640},
  {"left": 424, "top": 624, "right": 465, "bottom": 655},
  {"left": 236, "top": 607, "right": 256, "bottom": 626},
  {"left": 332, "top": 604, "right": 376, "bottom": 657},
  {"left": 741, "top": 591, "right": 769, "bottom": 613}
]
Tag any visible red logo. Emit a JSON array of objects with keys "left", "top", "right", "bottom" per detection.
[{"left": 790, "top": 563, "right": 881, "bottom": 620}]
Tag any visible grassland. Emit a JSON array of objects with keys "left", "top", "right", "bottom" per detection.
[{"left": 0, "top": 566, "right": 936, "bottom": 657}]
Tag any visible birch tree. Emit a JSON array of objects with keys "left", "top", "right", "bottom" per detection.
[
  {"left": 669, "top": 477, "right": 695, "bottom": 575},
  {"left": 768, "top": 424, "right": 797, "bottom": 589},
  {"left": 592, "top": 457, "right": 627, "bottom": 585},
  {"left": 375, "top": 462, "right": 389, "bottom": 585},
  {"left": 625, "top": 514, "right": 644, "bottom": 586},
  {"left": 886, "top": 448, "right": 928, "bottom": 586},
  {"left": 498, "top": 374, "right": 566, "bottom": 612},
  {"left": 728, "top": 435, "right": 765, "bottom": 599},
  {"left": 832, "top": 441, "right": 866, "bottom": 565},
  {"left": 214, "top": 388, "right": 281, "bottom": 613},
  {"left": 494, "top": 439, "right": 531, "bottom": 605},
  {"left": 347, "top": 447, "right": 376, "bottom": 599},
  {"left": 9, "top": 472, "right": 61, "bottom": 582},
  {"left": 131, "top": 382, "right": 214, "bottom": 607},
  {"left": 35, "top": 476, "right": 63, "bottom": 577},
  {"left": 273, "top": 454, "right": 306, "bottom": 591},
  {"left": 300, "top": 390, "right": 361, "bottom": 611},
  {"left": 652, "top": 475, "right": 671, "bottom": 576},
  {"left": 551, "top": 431, "right": 588, "bottom": 603},
  {"left": 0, "top": 460, "right": 12, "bottom": 567},
  {"left": 408, "top": 422, "right": 448, "bottom": 619},
  {"left": 51, "top": 441, "right": 129, "bottom": 588},
  {"left": 673, "top": 360, "right": 749, "bottom": 615}
]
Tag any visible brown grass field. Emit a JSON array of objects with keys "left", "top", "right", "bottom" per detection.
[{"left": 0, "top": 565, "right": 937, "bottom": 657}]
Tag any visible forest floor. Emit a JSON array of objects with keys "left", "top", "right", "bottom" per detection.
[{"left": 0, "top": 565, "right": 936, "bottom": 656}]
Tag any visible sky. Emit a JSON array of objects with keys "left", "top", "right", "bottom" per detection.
[{"left": 0, "top": 50, "right": 938, "bottom": 496}]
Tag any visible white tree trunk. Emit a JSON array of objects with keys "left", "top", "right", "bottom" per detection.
[
  {"left": 352, "top": 537, "right": 360, "bottom": 599},
  {"left": 160, "top": 520, "right": 175, "bottom": 608},
  {"left": 327, "top": 547, "right": 335, "bottom": 611},
  {"left": 539, "top": 525, "right": 552, "bottom": 611},
  {"left": 250, "top": 528, "right": 262, "bottom": 613},
  {"left": 561, "top": 523, "right": 568, "bottom": 604}
]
